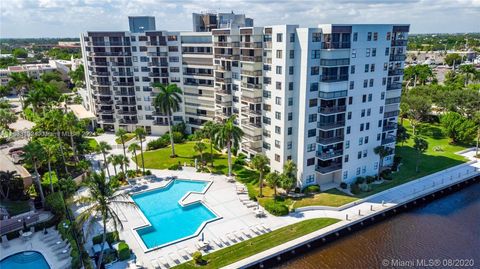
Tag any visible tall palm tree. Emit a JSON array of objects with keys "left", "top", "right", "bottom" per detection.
[
  {"left": 251, "top": 154, "right": 270, "bottom": 197},
  {"left": 8, "top": 72, "right": 34, "bottom": 108},
  {"left": 0, "top": 171, "right": 20, "bottom": 200},
  {"left": 194, "top": 141, "right": 207, "bottom": 165},
  {"left": 214, "top": 115, "right": 244, "bottom": 177},
  {"left": 46, "top": 109, "right": 69, "bottom": 174},
  {"left": 458, "top": 64, "right": 478, "bottom": 86},
  {"left": 64, "top": 112, "right": 80, "bottom": 162},
  {"left": 39, "top": 137, "right": 58, "bottom": 192},
  {"left": 128, "top": 143, "right": 140, "bottom": 173},
  {"left": 413, "top": 136, "right": 429, "bottom": 173},
  {"left": 152, "top": 83, "right": 182, "bottom": 157},
  {"left": 115, "top": 128, "right": 128, "bottom": 160},
  {"left": 112, "top": 154, "right": 128, "bottom": 176},
  {"left": 108, "top": 155, "right": 118, "bottom": 175},
  {"left": 374, "top": 145, "right": 391, "bottom": 178},
  {"left": 265, "top": 171, "right": 282, "bottom": 198},
  {"left": 202, "top": 121, "right": 220, "bottom": 167},
  {"left": 74, "top": 172, "right": 135, "bottom": 269},
  {"left": 134, "top": 128, "right": 146, "bottom": 175},
  {"left": 23, "top": 141, "right": 46, "bottom": 206},
  {"left": 97, "top": 141, "right": 112, "bottom": 178}
]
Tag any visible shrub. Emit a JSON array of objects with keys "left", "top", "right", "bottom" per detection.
[
  {"left": 351, "top": 184, "right": 361, "bottom": 195},
  {"left": 294, "top": 187, "right": 301, "bottom": 193},
  {"left": 365, "top": 176, "right": 375, "bottom": 184},
  {"left": 145, "top": 170, "right": 152, "bottom": 176},
  {"left": 340, "top": 182, "right": 348, "bottom": 189},
  {"left": 45, "top": 192, "right": 65, "bottom": 217},
  {"left": 172, "top": 131, "right": 185, "bottom": 143},
  {"left": 172, "top": 122, "right": 187, "bottom": 136},
  {"left": 380, "top": 169, "right": 392, "bottom": 180},
  {"left": 187, "top": 134, "right": 196, "bottom": 141},
  {"left": 264, "top": 200, "right": 289, "bottom": 216},
  {"left": 192, "top": 251, "right": 204, "bottom": 265},
  {"left": 117, "top": 242, "right": 130, "bottom": 261},
  {"left": 95, "top": 128, "right": 104, "bottom": 135},
  {"left": 147, "top": 138, "right": 168, "bottom": 150},
  {"left": 168, "top": 164, "right": 182, "bottom": 170},
  {"left": 41, "top": 171, "right": 59, "bottom": 192},
  {"left": 303, "top": 185, "right": 320, "bottom": 194},
  {"left": 355, "top": 177, "right": 365, "bottom": 185},
  {"left": 92, "top": 231, "right": 119, "bottom": 245}
]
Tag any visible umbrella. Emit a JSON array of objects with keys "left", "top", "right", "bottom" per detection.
[{"left": 201, "top": 232, "right": 204, "bottom": 242}]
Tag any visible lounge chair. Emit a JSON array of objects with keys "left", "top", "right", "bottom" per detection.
[
  {"left": 151, "top": 259, "right": 161, "bottom": 269},
  {"left": 234, "top": 231, "right": 244, "bottom": 241},
  {"left": 240, "top": 228, "right": 252, "bottom": 238},
  {"left": 245, "top": 202, "right": 257, "bottom": 208},
  {"left": 158, "top": 257, "right": 170, "bottom": 268},
  {"left": 169, "top": 253, "right": 181, "bottom": 264},
  {"left": 211, "top": 237, "right": 223, "bottom": 248},
  {"left": 183, "top": 247, "right": 194, "bottom": 256},
  {"left": 219, "top": 236, "right": 229, "bottom": 246},
  {"left": 179, "top": 249, "right": 190, "bottom": 259},
  {"left": 261, "top": 223, "right": 271, "bottom": 232},
  {"left": 1, "top": 235, "right": 9, "bottom": 248},
  {"left": 255, "top": 225, "right": 266, "bottom": 233},
  {"left": 226, "top": 233, "right": 236, "bottom": 242}
]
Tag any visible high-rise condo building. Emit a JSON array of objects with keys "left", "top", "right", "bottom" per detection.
[{"left": 80, "top": 13, "right": 409, "bottom": 187}]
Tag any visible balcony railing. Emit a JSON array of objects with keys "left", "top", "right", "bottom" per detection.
[
  {"left": 116, "top": 101, "right": 136, "bottom": 106},
  {"left": 391, "top": 39, "right": 408, "bottom": 46},
  {"left": 117, "top": 110, "right": 137, "bottom": 115},
  {"left": 215, "top": 77, "right": 232, "bottom": 83},
  {"left": 240, "top": 42, "right": 263, "bottom": 48},
  {"left": 91, "top": 71, "right": 110, "bottom": 76},
  {"left": 241, "top": 96, "right": 262, "bottom": 103},
  {"left": 320, "top": 74, "right": 348, "bottom": 83},
  {"left": 90, "top": 51, "right": 131, "bottom": 57},
  {"left": 149, "top": 72, "right": 169, "bottom": 77},
  {"left": 148, "top": 62, "right": 168, "bottom": 67},
  {"left": 114, "top": 91, "right": 135, "bottom": 96},
  {"left": 241, "top": 107, "right": 262, "bottom": 116},
  {"left": 242, "top": 120, "right": 262, "bottom": 129},
  {"left": 318, "top": 105, "right": 346, "bottom": 114},
  {"left": 112, "top": 72, "right": 133, "bottom": 77},
  {"left": 388, "top": 69, "right": 404, "bottom": 76},
  {"left": 386, "top": 82, "right": 402, "bottom": 91},
  {"left": 240, "top": 56, "right": 262, "bottom": 62},
  {"left": 383, "top": 123, "right": 398, "bottom": 132},
  {"left": 241, "top": 82, "right": 262, "bottom": 89},
  {"left": 315, "top": 163, "right": 342, "bottom": 174},
  {"left": 214, "top": 42, "right": 240, "bottom": 47},
  {"left": 321, "top": 42, "right": 351, "bottom": 49},
  {"left": 214, "top": 54, "right": 240, "bottom": 60},
  {"left": 147, "top": 52, "right": 168, "bottom": 57},
  {"left": 119, "top": 119, "right": 138, "bottom": 124},
  {"left": 111, "top": 62, "right": 133, "bottom": 66},
  {"left": 390, "top": 54, "right": 406, "bottom": 61},
  {"left": 317, "top": 121, "right": 346, "bottom": 130},
  {"left": 152, "top": 120, "right": 169, "bottom": 126},
  {"left": 183, "top": 72, "right": 212, "bottom": 77},
  {"left": 381, "top": 136, "right": 396, "bottom": 145},
  {"left": 317, "top": 135, "right": 344, "bottom": 145},
  {"left": 316, "top": 149, "right": 343, "bottom": 160},
  {"left": 241, "top": 70, "right": 263, "bottom": 76}
]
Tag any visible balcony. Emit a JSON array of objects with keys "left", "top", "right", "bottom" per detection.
[
  {"left": 241, "top": 70, "right": 262, "bottom": 77},
  {"left": 117, "top": 110, "right": 137, "bottom": 115},
  {"left": 316, "top": 149, "right": 343, "bottom": 160},
  {"left": 391, "top": 39, "right": 408, "bottom": 46},
  {"left": 153, "top": 120, "right": 169, "bottom": 126},
  {"left": 215, "top": 100, "right": 232, "bottom": 106},
  {"left": 390, "top": 54, "right": 406, "bottom": 62},
  {"left": 264, "top": 42, "right": 272, "bottom": 49},
  {"left": 214, "top": 65, "right": 231, "bottom": 72},
  {"left": 381, "top": 136, "right": 396, "bottom": 145},
  {"left": 116, "top": 101, "right": 136, "bottom": 106},
  {"left": 241, "top": 107, "right": 262, "bottom": 116},
  {"left": 115, "top": 91, "right": 135, "bottom": 96},
  {"left": 240, "top": 56, "right": 262, "bottom": 62},
  {"left": 188, "top": 118, "right": 204, "bottom": 126},
  {"left": 91, "top": 71, "right": 110, "bottom": 77},
  {"left": 214, "top": 42, "right": 240, "bottom": 47},
  {"left": 318, "top": 105, "right": 346, "bottom": 115},
  {"left": 317, "top": 121, "right": 345, "bottom": 130},
  {"left": 383, "top": 123, "right": 398, "bottom": 132},
  {"left": 94, "top": 90, "right": 112, "bottom": 96},
  {"left": 241, "top": 142, "right": 262, "bottom": 153},
  {"left": 119, "top": 119, "right": 138, "bottom": 124},
  {"left": 241, "top": 82, "right": 262, "bottom": 89},
  {"left": 242, "top": 120, "right": 262, "bottom": 130},
  {"left": 240, "top": 42, "right": 263, "bottom": 48},
  {"left": 111, "top": 62, "right": 133, "bottom": 67},
  {"left": 149, "top": 72, "right": 169, "bottom": 77},
  {"left": 241, "top": 96, "right": 262, "bottom": 103},
  {"left": 388, "top": 69, "right": 404, "bottom": 76},
  {"left": 315, "top": 163, "right": 342, "bottom": 174},
  {"left": 244, "top": 133, "right": 262, "bottom": 141},
  {"left": 215, "top": 77, "right": 232, "bottom": 83},
  {"left": 97, "top": 109, "right": 114, "bottom": 114},
  {"left": 384, "top": 110, "right": 400, "bottom": 118},
  {"left": 147, "top": 52, "right": 168, "bottom": 57},
  {"left": 321, "top": 42, "right": 351, "bottom": 49},
  {"left": 148, "top": 62, "right": 168, "bottom": 67},
  {"left": 320, "top": 74, "right": 348, "bottom": 83},
  {"left": 98, "top": 118, "right": 115, "bottom": 123},
  {"left": 317, "top": 135, "right": 344, "bottom": 145},
  {"left": 89, "top": 61, "right": 108, "bottom": 66},
  {"left": 386, "top": 82, "right": 402, "bottom": 91},
  {"left": 213, "top": 54, "right": 240, "bottom": 60},
  {"left": 112, "top": 72, "right": 133, "bottom": 77},
  {"left": 184, "top": 72, "right": 212, "bottom": 77},
  {"left": 90, "top": 51, "right": 131, "bottom": 57}
]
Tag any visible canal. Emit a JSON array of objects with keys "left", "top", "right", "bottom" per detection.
[{"left": 277, "top": 182, "right": 480, "bottom": 269}]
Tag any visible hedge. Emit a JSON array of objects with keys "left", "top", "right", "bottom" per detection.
[
  {"left": 92, "top": 231, "right": 119, "bottom": 245},
  {"left": 264, "top": 200, "right": 289, "bottom": 216},
  {"left": 303, "top": 185, "right": 320, "bottom": 194},
  {"left": 41, "top": 171, "right": 59, "bottom": 191},
  {"left": 117, "top": 242, "right": 130, "bottom": 261},
  {"left": 45, "top": 192, "right": 65, "bottom": 217}
]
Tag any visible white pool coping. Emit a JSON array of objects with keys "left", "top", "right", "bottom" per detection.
[{"left": 129, "top": 178, "right": 222, "bottom": 253}]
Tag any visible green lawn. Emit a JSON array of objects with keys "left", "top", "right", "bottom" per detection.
[
  {"left": 173, "top": 218, "right": 340, "bottom": 269},
  {"left": 86, "top": 138, "right": 99, "bottom": 151},
  {"left": 140, "top": 141, "right": 231, "bottom": 174},
  {"left": 115, "top": 133, "right": 136, "bottom": 144},
  {"left": 292, "top": 189, "right": 358, "bottom": 208},
  {"left": 2, "top": 200, "right": 31, "bottom": 216},
  {"left": 354, "top": 120, "right": 469, "bottom": 198}
]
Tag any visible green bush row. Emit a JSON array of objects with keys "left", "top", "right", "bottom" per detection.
[
  {"left": 264, "top": 200, "right": 289, "bottom": 216},
  {"left": 92, "top": 231, "right": 119, "bottom": 245},
  {"left": 302, "top": 185, "right": 320, "bottom": 194}
]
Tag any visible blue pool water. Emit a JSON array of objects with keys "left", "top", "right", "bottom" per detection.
[
  {"left": 0, "top": 251, "right": 50, "bottom": 269},
  {"left": 132, "top": 179, "right": 217, "bottom": 249}
]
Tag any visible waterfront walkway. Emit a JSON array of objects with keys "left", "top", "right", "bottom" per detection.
[{"left": 225, "top": 149, "right": 480, "bottom": 269}]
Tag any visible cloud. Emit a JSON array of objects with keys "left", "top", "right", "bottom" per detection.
[{"left": 0, "top": 0, "right": 479, "bottom": 37}]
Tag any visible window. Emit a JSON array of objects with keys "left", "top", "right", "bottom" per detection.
[
  {"left": 343, "top": 171, "right": 348, "bottom": 180},
  {"left": 276, "top": 50, "right": 283, "bottom": 59},
  {"left": 367, "top": 32, "right": 372, "bottom": 41},
  {"left": 350, "top": 81, "right": 355, "bottom": 90},
  {"left": 275, "top": 154, "right": 280, "bottom": 162},
  {"left": 263, "top": 90, "right": 271, "bottom": 98},
  {"left": 275, "top": 140, "right": 281, "bottom": 148},
  {"left": 289, "top": 50, "right": 294, "bottom": 59},
  {"left": 351, "top": 65, "right": 355, "bottom": 74},
  {"left": 364, "top": 136, "right": 369, "bottom": 144},
  {"left": 307, "top": 143, "right": 316, "bottom": 152},
  {"left": 382, "top": 77, "right": 386, "bottom": 86},
  {"left": 275, "top": 126, "right": 281, "bottom": 134},
  {"left": 289, "top": 82, "right": 294, "bottom": 91},
  {"left": 366, "top": 122, "right": 370, "bottom": 130},
  {"left": 367, "top": 108, "right": 371, "bottom": 116},
  {"left": 347, "top": 111, "right": 352, "bottom": 120},
  {"left": 366, "top": 48, "right": 371, "bottom": 57},
  {"left": 263, "top": 116, "right": 271, "bottom": 125},
  {"left": 368, "top": 93, "right": 372, "bottom": 101},
  {"left": 374, "top": 162, "right": 379, "bottom": 170},
  {"left": 276, "top": 33, "right": 283, "bottom": 42},
  {"left": 276, "top": 81, "right": 282, "bottom": 90},
  {"left": 386, "top": 32, "right": 391, "bottom": 40},
  {"left": 370, "top": 64, "right": 375, "bottom": 72},
  {"left": 169, "top": 56, "right": 179, "bottom": 62},
  {"left": 372, "top": 48, "right": 377, "bottom": 57},
  {"left": 377, "top": 133, "right": 381, "bottom": 141},
  {"left": 385, "top": 47, "right": 389, "bottom": 56},
  {"left": 312, "top": 32, "right": 321, "bottom": 42},
  {"left": 311, "top": 66, "right": 319, "bottom": 75},
  {"left": 362, "top": 165, "right": 366, "bottom": 174},
  {"left": 276, "top": 66, "right": 282, "bottom": 74},
  {"left": 288, "top": 97, "right": 293, "bottom": 106},
  {"left": 345, "top": 155, "right": 349, "bottom": 163},
  {"left": 288, "top": 127, "right": 292, "bottom": 135},
  {"left": 275, "top": 97, "right": 282, "bottom": 105},
  {"left": 263, "top": 142, "right": 271, "bottom": 150},
  {"left": 288, "top": 112, "right": 293, "bottom": 120},
  {"left": 307, "top": 158, "right": 315, "bottom": 166},
  {"left": 351, "top": 49, "right": 356, "bottom": 58},
  {"left": 287, "top": 142, "right": 292, "bottom": 149},
  {"left": 359, "top": 137, "right": 363, "bottom": 145},
  {"left": 307, "top": 129, "right": 316, "bottom": 137},
  {"left": 290, "top": 33, "right": 295, "bottom": 42},
  {"left": 360, "top": 123, "right": 364, "bottom": 131},
  {"left": 363, "top": 149, "right": 368, "bottom": 157},
  {"left": 289, "top": 66, "right": 294, "bottom": 75},
  {"left": 309, "top": 98, "right": 318, "bottom": 107},
  {"left": 353, "top": 32, "right": 358, "bottom": 41},
  {"left": 345, "top": 140, "right": 350, "bottom": 148},
  {"left": 310, "top": 82, "right": 319, "bottom": 92},
  {"left": 361, "top": 109, "right": 365, "bottom": 117},
  {"left": 356, "top": 167, "right": 361, "bottom": 175},
  {"left": 373, "top": 32, "right": 378, "bottom": 41},
  {"left": 380, "top": 106, "right": 383, "bottom": 113},
  {"left": 384, "top": 62, "right": 388, "bottom": 71},
  {"left": 306, "top": 175, "right": 315, "bottom": 183},
  {"left": 308, "top": 113, "right": 317, "bottom": 123},
  {"left": 381, "top": 92, "right": 385, "bottom": 100},
  {"left": 369, "top": 79, "right": 374, "bottom": 87},
  {"left": 358, "top": 151, "right": 362, "bottom": 159},
  {"left": 275, "top": 111, "right": 281, "bottom": 120},
  {"left": 349, "top": 96, "right": 353, "bottom": 105},
  {"left": 365, "top": 64, "right": 369, "bottom": 73},
  {"left": 170, "top": 67, "right": 179, "bottom": 72},
  {"left": 378, "top": 120, "right": 382, "bottom": 127},
  {"left": 362, "top": 94, "right": 367, "bottom": 102},
  {"left": 312, "top": 50, "right": 321, "bottom": 59},
  {"left": 363, "top": 79, "right": 368, "bottom": 88},
  {"left": 346, "top": 126, "right": 351, "bottom": 134}
]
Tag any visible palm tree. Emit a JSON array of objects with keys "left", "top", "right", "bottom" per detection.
[
  {"left": 214, "top": 115, "right": 244, "bottom": 177},
  {"left": 458, "top": 64, "right": 478, "bottom": 86},
  {"left": 113, "top": 154, "right": 128, "bottom": 176},
  {"left": 8, "top": 72, "right": 34, "bottom": 108},
  {"left": 194, "top": 141, "right": 207, "bottom": 164},
  {"left": 282, "top": 160, "right": 297, "bottom": 194},
  {"left": 251, "top": 154, "right": 270, "bottom": 197},
  {"left": 23, "top": 141, "right": 46, "bottom": 206},
  {"left": 152, "top": 83, "right": 182, "bottom": 157},
  {"left": 46, "top": 109, "right": 69, "bottom": 174},
  {"left": 128, "top": 143, "right": 141, "bottom": 173},
  {"left": 202, "top": 121, "right": 220, "bottom": 167},
  {"left": 413, "top": 136, "right": 429, "bottom": 173},
  {"left": 0, "top": 109, "right": 16, "bottom": 129},
  {"left": 97, "top": 141, "right": 112, "bottom": 178},
  {"left": 134, "top": 128, "right": 146, "bottom": 175},
  {"left": 0, "top": 171, "right": 20, "bottom": 200},
  {"left": 39, "top": 137, "right": 58, "bottom": 192},
  {"left": 64, "top": 112, "right": 79, "bottom": 162},
  {"left": 24, "top": 88, "right": 45, "bottom": 114},
  {"left": 265, "top": 171, "right": 282, "bottom": 198},
  {"left": 74, "top": 172, "right": 135, "bottom": 269},
  {"left": 115, "top": 128, "right": 128, "bottom": 160},
  {"left": 108, "top": 155, "right": 119, "bottom": 175},
  {"left": 374, "top": 146, "right": 391, "bottom": 178}
]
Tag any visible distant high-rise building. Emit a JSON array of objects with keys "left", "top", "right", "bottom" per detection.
[
  {"left": 128, "top": 16, "right": 156, "bottom": 33},
  {"left": 80, "top": 13, "right": 409, "bottom": 188}
]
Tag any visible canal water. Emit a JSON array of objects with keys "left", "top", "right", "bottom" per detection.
[{"left": 278, "top": 183, "right": 480, "bottom": 269}]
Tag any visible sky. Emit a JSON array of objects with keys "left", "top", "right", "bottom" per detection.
[{"left": 1, "top": 0, "right": 479, "bottom": 38}]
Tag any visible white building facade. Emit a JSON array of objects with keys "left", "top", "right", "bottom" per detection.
[{"left": 81, "top": 14, "right": 408, "bottom": 187}]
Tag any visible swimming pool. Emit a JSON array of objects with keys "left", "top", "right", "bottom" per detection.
[
  {"left": 131, "top": 179, "right": 219, "bottom": 250},
  {"left": 0, "top": 251, "right": 50, "bottom": 269}
]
